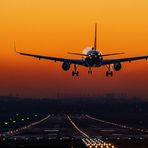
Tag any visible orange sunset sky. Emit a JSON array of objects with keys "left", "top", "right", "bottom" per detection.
[{"left": 0, "top": 0, "right": 148, "bottom": 98}]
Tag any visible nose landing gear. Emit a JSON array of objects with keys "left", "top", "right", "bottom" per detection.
[{"left": 88, "top": 67, "right": 92, "bottom": 74}]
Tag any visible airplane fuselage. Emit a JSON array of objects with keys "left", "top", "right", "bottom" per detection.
[{"left": 84, "top": 49, "right": 103, "bottom": 67}]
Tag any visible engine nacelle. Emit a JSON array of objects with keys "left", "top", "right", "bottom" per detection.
[
  {"left": 62, "top": 62, "right": 71, "bottom": 71},
  {"left": 113, "top": 63, "right": 122, "bottom": 71}
]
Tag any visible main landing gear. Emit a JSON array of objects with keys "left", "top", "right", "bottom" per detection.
[
  {"left": 106, "top": 64, "right": 113, "bottom": 77},
  {"left": 72, "top": 64, "right": 79, "bottom": 76}
]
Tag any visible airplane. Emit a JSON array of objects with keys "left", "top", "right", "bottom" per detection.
[{"left": 15, "top": 24, "right": 148, "bottom": 77}]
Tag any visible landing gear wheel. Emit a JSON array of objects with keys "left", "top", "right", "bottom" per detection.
[
  {"left": 106, "top": 71, "right": 109, "bottom": 77},
  {"left": 88, "top": 71, "right": 92, "bottom": 74},
  {"left": 72, "top": 71, "right": 75, "bottom": 76},
  {"left": 72, "top": 64, "right": 79, "bottom": 77},
  {"left": 110, "top": 71, "right": 113, "bottom": 77},
  {"left": 106, "top": 71, "right": 113, "bottom": 77},
  {"left": 88, "top": 67, "right": 92, "bottom": 74},
  {"left": 106, "top": 64, "right": 113, "bottom": 77},
  {"left": 72, "top": 71, "right": 79, "bottom": 77}
]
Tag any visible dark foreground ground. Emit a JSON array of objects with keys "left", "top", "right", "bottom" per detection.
[
  {"left": 0, "top": 96, "right": 148, "bottom": 148},
  {"left": 1, "top": 139, "right": 148, "bottom": 148}
]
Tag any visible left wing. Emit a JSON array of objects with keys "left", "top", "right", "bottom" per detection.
[
  {"left": 16, "top": 51, "right": 85, "bottom": 65},
  {"left": 101, "top": 55, "right": 148, "bottom": 65}
]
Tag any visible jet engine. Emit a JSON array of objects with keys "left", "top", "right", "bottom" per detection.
[
  {"left": 113, "top": 63, "right": 122, "bottom": 71},
  {"left": 62, "top": 62, "right": 71, "bottom": 71}
]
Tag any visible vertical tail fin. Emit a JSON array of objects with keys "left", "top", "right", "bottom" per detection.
[{"left": 93, "top": 23, "right": 97, "bottom": 50}]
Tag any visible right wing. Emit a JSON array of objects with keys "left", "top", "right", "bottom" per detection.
[
  {"left": 16, "top": 51, "right": 85, "bottom": 65},
  {"left": 101, "top": 55, "right": 148, "bottom": 65}
]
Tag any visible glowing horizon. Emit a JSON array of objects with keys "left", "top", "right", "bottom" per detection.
[{"left": 1, "top": 0, "right": 148, "bottom": 98}]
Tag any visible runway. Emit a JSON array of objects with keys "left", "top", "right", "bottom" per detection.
[{"left": 0, "top": 114, "right": 148, "bottom": 148}]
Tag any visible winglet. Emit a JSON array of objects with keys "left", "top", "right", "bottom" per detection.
[
  {"left": 14, "top": 41, "right": 17, "bottom": 52},
  {"left": 14, "top": 41, "right": 19, "bottom": 53}
]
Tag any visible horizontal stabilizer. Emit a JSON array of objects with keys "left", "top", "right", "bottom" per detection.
[
  {"left": 101, "top": 52, "right": 125, "bottom": 57},
  {"left": 67, "top": 52, "right": 88, "bottom": 56}
]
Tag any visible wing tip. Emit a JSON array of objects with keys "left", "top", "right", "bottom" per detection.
[{"left": 14, "top": 41, "right": 21, "bottom": 54}]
